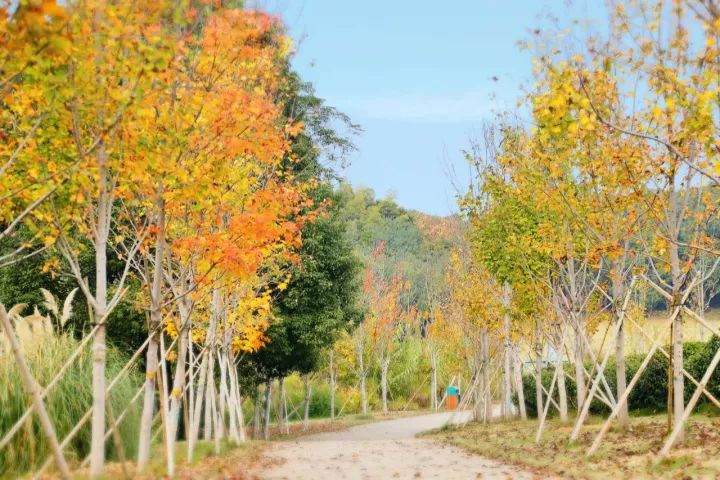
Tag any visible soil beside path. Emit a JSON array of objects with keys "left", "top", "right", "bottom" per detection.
[{"left": 248, "top": 411, "right": 547, "bottom": 479}]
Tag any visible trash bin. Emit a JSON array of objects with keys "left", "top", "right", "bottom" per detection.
[{"left": 446, "top": 385, "right": 460, "bottom": 410}]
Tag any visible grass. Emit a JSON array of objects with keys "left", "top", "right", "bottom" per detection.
[
  {"left": 0, "top": 333, "right": 142, "bottom": 478},
  {"left": 56, "top": 440, "right": 267, "bottom": 480},
  {"left": 426, "top": 413, "right": 720, "bottom": 479}
]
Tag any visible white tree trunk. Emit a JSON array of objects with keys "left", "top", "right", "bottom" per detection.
[
  {"left": 211, "top": 378, "right": 222, "bottom": 455},
  {"left": 219, "top": 350, "right": 239, "bottom": 443},
  {"left": 279, "top": 377, "right": 287, "bottom": 435},
  {"left": 329, "top": 351, "right": 336, "bottom": 421},
  {"left": 472, "top": 345, "right": 482, "bottom": 420},
  {"left": 555, "top": 327, "right": 568, "bottom": 422},
  {"left": 534, "top": 322, "right": 543, "bottom": 420},
  {"left": 502, "top": 282, "right": 513, "bottom": 418},
  {"left": 187, "top": 330, "right": 195, "bottom": 461},
  {"left": 252, "top": 386, "right": 262, "bottom": 439},
  {"left": 357, "top": 334, "right": 368, "bottom": 415},
  {"left": 188, "top": 354, "right": 207, "bottom": 462},
  {"left": 612, "top": 262, "right": 629, "bottom": 429},
  {"left": 137, "top": 336, "right": 157, "bottom": 468},
  {"left": 203, "top": 353, "right": 214, "bottom": 441},
  {"left": 430, "top": 349, "right": 438, "bottom": 411},
  {"left": 159, "top": 335, "right": 174, "bottom": 476},
  {"left": 513, "top": 344, "right": 527, "bottom": 420},
  {"left": 263, "top": 380, "right": 272, "bottom": 440},
  {"left": 380, "top": 356, "right": 390, "bottom": 415},
  {"left": 566, "top": 253, "right": 587, "bottom": 414},
  {"left": 228, "top": 355, "right": 246, "bottom": 441},
  {"left": 138, "top": 192, "right": 165, "bottom": 469},
  {"left": 169, "top": 324, "right": 188, "bottom": 445},
  {"left": 668, "top": 173, "right": 685, "bottom": 443},
  {"left": 90, "top": 150, "right": 110, "bottom": 478},
  {"left": 189, "top": 348, "right": 209, "bottom": 462},
  {"left": 481, "top": 328, "right": 491, "bottom": 422},
  {"left": 573, "top": 326, "right": 586, "bottom": 414},
  {"left": 303, "top": 375, "right": 312, "bottom": 430}
]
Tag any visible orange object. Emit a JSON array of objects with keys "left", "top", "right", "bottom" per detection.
[{"left": 447, "top": 395, "right": 459, "bottom": 410}]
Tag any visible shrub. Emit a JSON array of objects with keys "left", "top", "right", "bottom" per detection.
[
  {"left": 625, "top": 350, "right": 668, "bottom": 413},
  {"left": 520, "top": 364, "right": 578, "bottom": 418},
  {"left": 685, "top": 336, "right": 720, "bottom": 402},
  {"left": 519, "top": 337, "right": 720, "bottom": 418}
]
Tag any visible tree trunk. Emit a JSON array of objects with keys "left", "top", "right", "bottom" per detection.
[
  {"left": 222, "top": 353, "right": 238, "bottom": 443},
  {"left": 573, "top": 326, "right": 586, "bottom": 415},
  {"left": 252, "top": 386, "right": 262, "bottom": 439},
  {"left": 612, "top": 261, "right": 629, "bottom": 429},
  {"left": 534, "top": 322, "right": 543, "bottom": 420},
  {"left": 329, "top": 351, "right": 336, "bottom": 421},
  {"left": 188, "top": 348, "right": 209, "bottom": 462},
  {"left": 159, "top": 335, "right": 174, "bottom": 475},
  {"left": 279, "top": 377, "right": 287, "bottom": 435},
  {"left": 137, "top": 336, "right": 158, "bottom": 468},
  {"left": 227, "top": 355, "right": 245, "bottom": 441},
  {"left": 502, "top": 282, "right": 513, "bottom": 418},
  {"left": 187, "top": 330, "right": 195, "bottom": 461},
  {"left": 567, "top": 254, "right": 587, "bottom": 414},
  {"left": 430, "top": 349, "right": 438, "bottom": 411},
  {"left": 513, "top": 344, "right": 527, "bottom": 420},
  {"left": 211, "top": 378, "right": 222, "bottom": 454},
  {"left": 668, "top": 173, "right": 685, "bottom": 444},
  {"left": 303, "top": 375, "right": 312, "bottom": 430},
  {"left": 472, "top": 344, "right": 483, "bottom": 420},
  {"left": 263, "top": 380, "right": 272, "bottom": 440},
  {"left": 555, "top": 327, "right": 568, "bottom": 422},
  {"left": 203, "top": 354, "right": 214, "bottom": 441},
  {"left": 358, "top": 339, "right": 368, "bottom": 415},
  {"left": 219, "top": 350, "right": 239, "bottom": 443},
  {"left": 481, "top": 328, "right": 491, "bottom": 422},
  {"left": 380, "top": 356, "right": 390, "bottom": 415},
  {"left": 90, "top": 149, "right": 110, "bottom": 478},
  {"left": 138, "top": 191, "right": 165, "bottom": 469}
]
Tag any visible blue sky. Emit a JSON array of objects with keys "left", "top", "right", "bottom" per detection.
[{"left": 252, "top": 1, "right": 603, "bottom": 216}]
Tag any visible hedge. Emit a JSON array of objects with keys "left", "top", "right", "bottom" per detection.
[{"left": 519, "top": 336, "right": 720, "bottom": 418}]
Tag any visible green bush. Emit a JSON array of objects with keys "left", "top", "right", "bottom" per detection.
[
  {"left": 277, "top": 376, "right": 369, "bottom": 420},
  {"left": 520, "top": 364, "right": 578, "bottom": 418},
  {"left": 308, "top": 384, "right": 331, "bottom": 418},
  {"left": 625, "top": 350, "right": 668, "bottom": 413},
  {"left": 519, "top": 337, "right": 720, "bottom": 418},
  {"left": 685, "top": 336, "right": 720, "bottom": 402},
  {"left": 0, "top": 334, "right": 142, "bottom": 476}
]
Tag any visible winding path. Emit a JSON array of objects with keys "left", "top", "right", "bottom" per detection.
[{"left": 250, "top": 411, "right": 543, "bottom": 479}]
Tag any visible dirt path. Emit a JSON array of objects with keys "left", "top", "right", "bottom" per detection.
[{"left": 249, "top": 411, "right": 544, "bottom": 479}]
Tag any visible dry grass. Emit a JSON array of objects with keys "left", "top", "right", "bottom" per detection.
[
  {"left": 427, "top": 414, "right": 720, "bottom": 479},
  {"left": 589, "top": 309, "right": 720, "bottom": 356}
]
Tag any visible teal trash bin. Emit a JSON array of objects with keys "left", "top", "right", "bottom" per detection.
[{"left": 446, "top": 385, "right": 460, "bottom": 409}]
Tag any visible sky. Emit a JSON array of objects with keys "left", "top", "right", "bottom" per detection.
[{"left": 251, "top": 1, "right": 604, "bottom": 216}]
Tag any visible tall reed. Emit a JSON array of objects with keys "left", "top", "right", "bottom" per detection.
[{"left": 0, "top": 333, "right": 142, "bottom": 476}]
